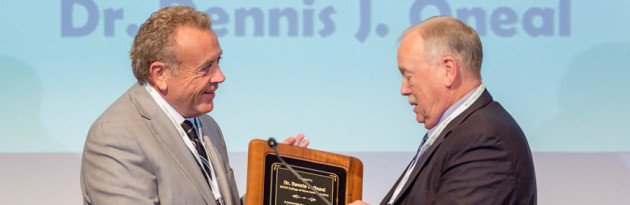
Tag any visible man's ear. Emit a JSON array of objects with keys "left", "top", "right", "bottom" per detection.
[
  {"left": 441, "top": 55, "right": 458, "bottom": 88},
  {"left": 149, "top": 61, "right": 170, "bottom": 91}
]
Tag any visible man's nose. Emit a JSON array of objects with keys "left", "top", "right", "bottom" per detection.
[
  {"left": 400, "top": 82, "right": 411, "bottom": 96},
  {"left": 212, "top": 67, "right": 226, "bottom": 83}
]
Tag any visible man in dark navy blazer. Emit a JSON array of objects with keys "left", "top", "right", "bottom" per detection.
[{"left": 351, "top": 16, "right": 536, "bottom": 205}]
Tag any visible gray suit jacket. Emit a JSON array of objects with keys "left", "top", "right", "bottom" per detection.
[
  {"left": 381, "top": 90, "right": 536, "bottom": 205},
  {"left": 81, "top": 83, "right": 240, "bottom": 205}
]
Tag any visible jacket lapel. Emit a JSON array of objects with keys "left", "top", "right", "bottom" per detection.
[
  {"left": 380, "top": 152, "right": 421, "bottom": 205},
  {"left": 390, "top": 90, "right": 493, "bottom": 204},
  {"left": 128, "top": 84, "right": 214, "bottom": 204},
  {"left": 199, "top": 115, "right": 240, "bottom": 205},
  {"left": 203, "top": 135, "right": 235, "bottom": 205}
]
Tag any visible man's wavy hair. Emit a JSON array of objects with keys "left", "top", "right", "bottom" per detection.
[{"left": 130, "top": 6, "right": 211, "bottom": 84}]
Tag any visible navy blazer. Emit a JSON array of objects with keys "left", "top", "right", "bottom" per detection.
[{"left": 381, "top": 90, "right": 537, "bottom": 205}]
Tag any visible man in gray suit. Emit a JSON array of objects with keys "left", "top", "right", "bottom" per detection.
[
  {"left": 351, "top": 16, "right": 536, "bottom": 205},
  {"left": 80, "top": 6, "right": 307, "bottom": 205}
]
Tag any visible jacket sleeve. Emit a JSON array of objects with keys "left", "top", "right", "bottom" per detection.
[{"left": 80, "top": 121, "right": 158, "bottom": 205}]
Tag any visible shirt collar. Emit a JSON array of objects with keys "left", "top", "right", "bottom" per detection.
[
  {"left": 427, "top": 85, "right": 482, "bottom": 138},
  {"left": 143, "top": 83, "right": 186, "bottom": 126}
]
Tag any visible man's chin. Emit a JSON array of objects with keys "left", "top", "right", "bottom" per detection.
[
  {"left": 416, "top": 116, "right": 436, "bottom": 129},
  {"left": 415, "top": 115, "right": 424, "bottom": 124},
  {"left": 192, "top": 104, "right": 214, "bottom": 116},
  {"left": 201, "top": 105, "right": 214, "bottom": 113}
]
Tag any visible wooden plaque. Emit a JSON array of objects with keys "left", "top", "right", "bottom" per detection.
[{"left": 246, "top": 139, "right": 363, "bottom": 205}]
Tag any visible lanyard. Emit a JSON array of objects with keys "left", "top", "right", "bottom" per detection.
[
  {"left": 420, "top": 83, "right": 485, "bottom": 154},
  {"left": 144, "top": 85, "right": 223, "bottom": 201}
]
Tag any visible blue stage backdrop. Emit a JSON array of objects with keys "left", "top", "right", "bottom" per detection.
[{"left": 2, "top": 0, "right": 629, "bottom": 153}]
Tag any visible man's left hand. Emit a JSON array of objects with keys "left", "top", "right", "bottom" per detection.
[{"left": 282, "top": 133, "right": 309, "bottom": 148}]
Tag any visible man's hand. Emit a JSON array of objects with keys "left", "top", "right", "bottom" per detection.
[
  {"left": 348, "top": 200, "right": 370, "bottom": 205},
  {"left": 282, "top": 133, "right": 309, "bottom": 148}
]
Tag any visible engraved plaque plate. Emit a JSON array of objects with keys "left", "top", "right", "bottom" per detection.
[
  {"left": 263, "top": 154, "right": 347, "bottom": 205},
  {"left": 246, "top": 139, "right": 362, "bottom": 205}
]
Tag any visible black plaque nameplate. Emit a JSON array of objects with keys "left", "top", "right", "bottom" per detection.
[
  {"left": 246, "top": 140, "right": 362, "bottom": 204},
  {"left": 263, "top": 154, "right": 347, "bottom": 205}
]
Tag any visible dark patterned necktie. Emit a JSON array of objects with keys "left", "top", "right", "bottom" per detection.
[
  {"left": 181, "top": 120, "right": 212, "bottom": 183},
  {"left": 421, "top": 133, "right": 429, "bottom": 146}
]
